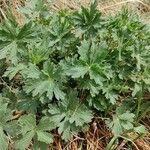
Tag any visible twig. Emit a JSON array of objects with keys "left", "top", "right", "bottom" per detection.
[
  {"left": 119, "top": 135, "right": 140, "bottom": 150},
  {"left": 59, "top": 0, "right": 79, "bottom": 10},
  {"left": 94, "top": 116, "right": 109, "bottom": 120},
  {"left": 0, "top": 77, "right": 16, "bottom": 94},
  {"left": 11, "top": 111, "right": 25, "bottom": 120},
  {"left": 116, "top": 140, "right": 127, "bottom": 150},
  {"left": 101, "top": 0, "right": 133, "bottom": 10},
  {"left": 63, "top": 133, "right": 85, "bottom": 149},
  {"left": 137, "top": 0, "right": 150, "bottom": 10},
  {"left": 101, "top": 0, "right": 150, "bottom": 11},
  {"left": 0, "top": 7, "right": 7, "bottom": 20},
  {"left": 132, "top": 141, "right": 140, "bottom": 150},
  {"left": 72, "top": 134, "right": 85, "bottom": 140},
  {"left": 63, "top": 137, "right": 78, "bottom": 150}
]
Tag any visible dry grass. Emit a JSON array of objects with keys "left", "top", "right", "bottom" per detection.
[
  {"left": 48, "top": 118, "right": 111, "bottom": 150},
  {"left": 0, "top": 0, "right": 25, "bottom": 24},
  {"left": 51, "top": 0, "right": 150, "bottom": 23},
  {"left": 0, "top": 0, "right": 150, "bottom": 23},
  {"left": 50, "top": 117, "right": 150, "bottom": 150}
]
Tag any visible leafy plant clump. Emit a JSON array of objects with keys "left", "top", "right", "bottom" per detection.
[{"left": 0, "top": 0, "right": 150, "bottom": 149}]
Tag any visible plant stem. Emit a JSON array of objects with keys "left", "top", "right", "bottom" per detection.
[
  {"left": 106, "top": 136, "right": 117, "bottom": 150},
  {"left": 136, "top": 82, "right": 144, "bottom": 122}
]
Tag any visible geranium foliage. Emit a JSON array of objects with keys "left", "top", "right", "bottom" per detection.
[{"left": 0, "top": 1, "right": 150, "bottom": 149}]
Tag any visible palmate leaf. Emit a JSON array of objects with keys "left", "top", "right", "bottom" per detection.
[
  {"left": 3, "top": 63, "right": 27, "bottom": 80},
  {"left": 37, "top": 131, "right": 53, "bottom": 144},
  {"left": 66, "top": 40, "right": 102, "bottom": 73},
  {"left": 58, "top": 121, "right": 72, "bottom": 141},
  {"left": 73, "top": 1, "right": 101, "bottom": 36},
  {"left": 0, "top": 16, "right": 18, "bottom": 41},
  {"left": 22, "top": 63, "right": 41, "bottom": 79},
  {"left": 0, "top": 127, "right": 8, "bottom": 150},
  {"left": 66, "top": 63, "right": 89, "bottom": 78},
  {"left": 36, "top": 117, "right": 55, "bottom": 144},
  {"left": 79, "top": 78, "right": 101, "bottom": 97},
  {"left": 88, "top": 95, "right": 108, "bottom": 111},
  {"left": 15, "top": 130, "right": 35, "bottom": 150},
  {"left": 0, "top": 18, "right": 35, "bottom": 43},
  {"left": 66, "top": 40, "right": 112, "bottom": 96},
  {"left": 0, "top": 97, "right": 12, "bottom": 150},
  {"left": 49, "top": 14, "right": 72, "bottom": 45},
  {"left": 108, "top": 110, "right": 135, "bottom": 137},
  {"left": 48, "top": 12, "right": 78, "bottom": 56},
  {"left": 108, "top": 108, "right": 146, "bottom": 139},
  {"left": 0, "top": 18, "right": 37, "bottom": 64},
  {"left": 15, "top": 114, "right": 55, "bottom": 150},
  {"left": 0, "top": 42, "right": 18, "bottom": 64},
  {"left": 78, "top": 40, "right": 91, "bottom": 62},
  {"left": 16, "top": 91, "right": 39, "bottom": 114},
  {"left": 48, "top": 91, "right": 93, "bottom": 141},
  {"left": 19, "top": 0, "right": 51, "bottom": 21},
  {"left": 19, "top": 115, "right": 36, "bottom": 135},
  {"left": 134, "top": 125, "right": 146, "bottom": 134},
  {"left": 69, "top": 104, "right": 92, "bottom": 126},
  {"left": 102, "top": 85, "right": 118, "bottom": 104},
  {"left": 24, "top": 61, "right": 65, "bottom": 101},
  {"left": 28, "top": 42, "right": 50, "bottom": 65},
  {"left": 37, "top": 117, "right": 56, "bottom": 131},
  {"left": 0, "top": 95, "right": 12, "bottom": 150},
  {"left": 89, "top": 64, "right": 108, "bottom": 86},
  {"left": 25, "top": 80, "right": 56, "bottom": 99},
  {"left": 132, "top": 83, "right": 142, "bottom": 97}
]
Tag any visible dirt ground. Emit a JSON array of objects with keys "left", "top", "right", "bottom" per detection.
[
  {"left": 52, "top": 0, "right": 150, "bottom": 23},
  {"left": 0, "top": 0, "right": 150, "bottom": 24}
]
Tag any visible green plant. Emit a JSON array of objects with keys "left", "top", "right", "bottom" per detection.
[
  {"left": 47, "top": 91, "right": 92, "bottom": 141},
  {"left": 15, "top": 114, "right": 55, "bottom": 150},
  {"left": 0, "top": 1, "right": 150, "bottom": 149}
]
